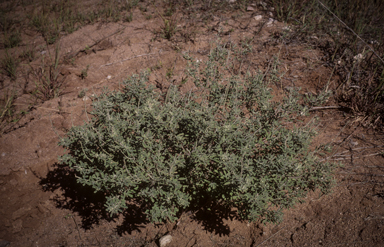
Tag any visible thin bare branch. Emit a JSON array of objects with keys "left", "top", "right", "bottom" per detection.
[{"left": 256, "top": 226, "right": 286, "bottom": 247}]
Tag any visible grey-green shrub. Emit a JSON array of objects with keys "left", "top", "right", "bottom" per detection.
[{"left": 59, "top": 42, "right": 334, "bottom": 223}]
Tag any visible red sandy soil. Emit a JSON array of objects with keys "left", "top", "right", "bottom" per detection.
[{"left": 1, "top": 2, "right": 383, "bottom": 246}]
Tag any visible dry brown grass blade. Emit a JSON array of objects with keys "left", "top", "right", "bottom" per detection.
[
  {"left": 315, "top": 0, "right": 384, "bottom": 65},
  {"left": 65, "top": 27, "right": 126, "bottom": 59}
]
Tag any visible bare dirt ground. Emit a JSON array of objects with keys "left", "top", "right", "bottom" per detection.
[{"left": 1, "top": 1, "right": 384, "bottom": 246}]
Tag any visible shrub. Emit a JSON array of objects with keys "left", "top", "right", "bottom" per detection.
[
  {"left": 59, "top": 42, "right": 334, "bottom": 223},
  {"left": 1, "top": 50, "right": 18, "bottom": 80},
  {"left": 29, "top": 44, "right": 64, "bottom": 102},
  {"left": 4, "top": 30, "right": 22, "bottom": 48}
]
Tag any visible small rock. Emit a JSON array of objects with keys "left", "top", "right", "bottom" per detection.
[
  {"left": 247, "top": 6, "right": 255, "bottom": 11},
  {"left": 254, "top": 15, "right": 263, "bottom": 21},
  {"left": 227, "top": 0, "right": 236, "bottom": 3},
  {"left": 353, "top": 53, "right": 365, "bottom": 63},
  {"left": 0, "top": 240, "right": 10, "bottom": 247},
  {"left": 159, "top": 235, "right": 172, "bottom": 247},
  {"left": 82, "top": 96, "right": 90, "bottom": 101},
  {"left": 370, "top": 40, "right": 379, "bottom": 45},
  {"left": 259, "top": 1, "right": 267, "bottom": 9},
  {"left": 107, "top": 75, "right": 112, "bottom": 80},
  {"left": 266, "top": 18, "right": 275, "bottom": 26}
]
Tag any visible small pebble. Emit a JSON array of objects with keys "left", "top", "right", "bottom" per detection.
[
  {"left": 0, "top": 240, "right": 10, "bottom": 247},
  {"left": 254, "top": 15, "right": 263, "bottom": 21},
  {"left": 159, "top": 235, "right": 172, "bottom": 247},
  {"left": 266, "top": 18, "right": 275, "bottom": 26}
]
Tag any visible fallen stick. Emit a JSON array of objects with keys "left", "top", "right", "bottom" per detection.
[
  {"left": 100, "top": 52, "right": 157, "bottom": 67},
  {"left": 309, "top": 106, "right": 344, "bottom": 111}
]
